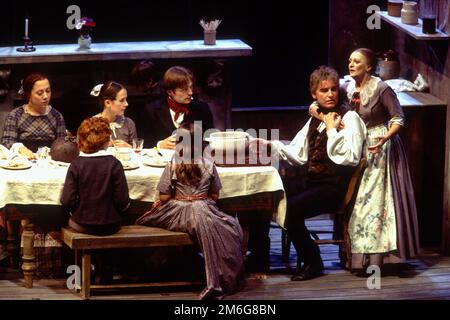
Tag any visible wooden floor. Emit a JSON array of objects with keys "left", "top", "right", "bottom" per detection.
[{"left": 1, "top": 217, "right": 450, "bottom": 300}]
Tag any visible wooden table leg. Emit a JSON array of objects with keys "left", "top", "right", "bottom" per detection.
[
  {"left": 81, "top": 250, "right": 91, "bottom": 299},
  {"left": 21, "top": 218, "right": 36, "bottom": 288}
]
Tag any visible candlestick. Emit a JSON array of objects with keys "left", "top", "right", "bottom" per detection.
[
  {"left": 25, "top": 19, "right": 29, "bottom": 38},
  {"left": 16, "top": 36, "right": 35, "bottom": 52},
  {"left": 17, "top": 18, "right": 35, "bottom": 52}
]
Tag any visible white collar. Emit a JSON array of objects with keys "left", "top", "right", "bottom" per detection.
[
  {"left": 23, "top": 104, "right": 52, "bottom": 116},
  {"left": 79, "top": 149, "right": 113, "bottom": 157},
  {"left": 94, "top": 113, "right": 126, "bottom": 138},
  {"left": 346, "top": 76, "right": 381, "bottom": 106},
  {"left": 169, "top": 108, "right": 184, "bottom": 128}
]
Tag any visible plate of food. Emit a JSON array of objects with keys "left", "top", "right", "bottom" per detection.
[
  {"left": 0, "top": 157, "right": 33, "bottom": 170},
  {"left": 120, "top": 161, "right": 140, "bottom": 170},
  {"left": 47, "top": 160, "right": 70, "bottom": 168},
  {"left": 142, "top": 155, "right": 168, "bottom": 168}
]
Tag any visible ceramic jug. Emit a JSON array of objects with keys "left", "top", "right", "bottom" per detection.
[
  {"left": 388, "top": 0, "right": 403, "bottom": 17},
  {"left": 378, "top": 50, "right": 400, "bottom": 80},
  {"left": 401, "top": 1, "right": 419, "bottom": 25}
]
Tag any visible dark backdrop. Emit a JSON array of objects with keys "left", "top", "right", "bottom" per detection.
[{"left": 0, "top": 0, "right": 329, "bottom": 108}]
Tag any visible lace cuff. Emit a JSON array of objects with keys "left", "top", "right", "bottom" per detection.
[{"left": 389, "top": 116, "right": 404, "bottom": 127}]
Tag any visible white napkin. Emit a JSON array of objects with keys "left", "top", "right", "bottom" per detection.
[
  {"left": 0, "top": 144, "right": 14, "bottom": 160},
  {"left": 384, "top": 73, "right": 429, "bottom": 92}
]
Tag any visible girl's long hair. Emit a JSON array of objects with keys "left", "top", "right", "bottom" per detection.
[{"left": 174, "top": 122, "right": 204, "bottom": 187}]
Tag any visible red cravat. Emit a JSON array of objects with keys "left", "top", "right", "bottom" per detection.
[{"left": 167, "top": 97, "right": 190, "bottom": 122}]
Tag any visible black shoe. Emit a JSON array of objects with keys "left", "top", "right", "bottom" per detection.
[
  {"left": 199, "top": 288, "right": 224, "bottom": 301},
  {"left": 246, "top": 257, "right": 270, "bottom": 273},
  {"left": 291, "top": 264, "right": 323, "bottom": 281},
  {"left": 352, "top": 267, "right": 372, "bottom": 277}
]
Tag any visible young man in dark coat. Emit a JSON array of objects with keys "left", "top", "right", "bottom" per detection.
[{"left": 139, "top": 66, "right": 214, "bottom": 149}]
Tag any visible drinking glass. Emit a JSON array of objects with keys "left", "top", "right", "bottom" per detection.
[
  {"left": 420, "top": 0, "right": 437, "bottom": 34},
  {"left": 36, "top": 146, "right": 50, "bottom": 167},
  {"left": 37, "top": 146, "right": 50, "bottom": 160},
  {"left": 132, "top": 138, "right": 144, "bottom": 154}
]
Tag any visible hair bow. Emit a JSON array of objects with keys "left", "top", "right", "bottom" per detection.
[{"left": 90, "top": 83, "right": 103, "bottom": 97}]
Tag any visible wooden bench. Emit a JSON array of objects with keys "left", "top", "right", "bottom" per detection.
[{"left": 61, "top": 225, "right": 198, "bottom": 299}]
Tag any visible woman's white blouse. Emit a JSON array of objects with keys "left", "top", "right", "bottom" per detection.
[{"left": 272, "top": 111, "right": 367, "bottom": 167}]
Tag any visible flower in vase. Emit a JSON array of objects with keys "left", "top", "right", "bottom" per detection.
[{"left": 75, "top": 17, "right": 96, "bottom": 39}]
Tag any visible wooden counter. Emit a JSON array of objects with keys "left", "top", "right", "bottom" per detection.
[
  {"left": 396, "top": 91, "right": 446, "bottom": 108},
  {"left": 0, "top": 39, "right": 252, "bottom": 64}
]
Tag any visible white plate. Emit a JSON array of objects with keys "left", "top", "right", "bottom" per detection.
[
  {"left": 0, "top": 160, "right": 32, "bottom": 170},
  {"left": 48, "top": 160, "right": 70, "bottom": 167},
  {"left": 120, "top": 161, "right": 140, "bottom": 170},
  {"left": 143, "top": 148, "right": 173, "bottom": 159},
  {"left": 142, "top": 157, "right": 167, "bottom": 168}
]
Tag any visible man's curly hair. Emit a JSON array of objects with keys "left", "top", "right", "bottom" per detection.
[{"left": 309, "top": 65, "right": 339, "bottom": 95}]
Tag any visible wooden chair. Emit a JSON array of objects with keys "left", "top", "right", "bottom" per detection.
[{"left": 281, "top": 157, "right": 367, "bottom": 269}]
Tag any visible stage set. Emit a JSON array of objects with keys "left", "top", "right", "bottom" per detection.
[{"left": 0, "top": 0, "right": 449, "bottom": 302}]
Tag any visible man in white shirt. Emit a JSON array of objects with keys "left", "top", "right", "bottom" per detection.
[{"left": 252, "top": 66, "right": 366, "bottom": 280}]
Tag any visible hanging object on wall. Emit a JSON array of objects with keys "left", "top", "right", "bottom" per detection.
[{"left": 0, "top": 69, "right": 11, "bottom": 102}]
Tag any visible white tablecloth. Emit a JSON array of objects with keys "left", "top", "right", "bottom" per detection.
[{"left": 0, "top": 160, "right": 287, "bottom": 226}]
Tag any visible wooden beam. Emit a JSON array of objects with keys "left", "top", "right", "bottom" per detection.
[{"left": 443, "top": 102, "right": 450, "bottom": 255}]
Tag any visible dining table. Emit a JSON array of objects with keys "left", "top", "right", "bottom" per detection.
[{"left": 0, "top": 149, "right": 286, "bottom": 288}]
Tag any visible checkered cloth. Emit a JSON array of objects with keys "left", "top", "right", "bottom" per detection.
[{"left": 1, "top": 105, "right": 66, "bottom": 149}]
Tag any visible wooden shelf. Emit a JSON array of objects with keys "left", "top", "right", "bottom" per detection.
[
  {"left": 377, "top": 11, "right": 449, "bottom": 40},
  {"left": 0, "top": 39, "right": 253, "bottom": 64},
  {"left": 397, "top": 92, "right": 446, "bottom": 108}
]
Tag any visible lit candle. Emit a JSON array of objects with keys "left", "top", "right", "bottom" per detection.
[{"left": 25, "top": 18, "right": 29, "bottom": 38}]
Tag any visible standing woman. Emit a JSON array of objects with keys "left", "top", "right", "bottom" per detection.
[
  {"left": 345, "top": 48, "right": 420, "bottom": 271},
  {"left": 91, "top": 81, "right": 137, "bottom": 148},
  {"left": 1, "top": 73, "right": 66, "bottom": 158}
]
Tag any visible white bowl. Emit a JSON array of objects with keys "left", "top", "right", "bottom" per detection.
[
  {"left": 206, "top": 131, "right": 249, "bottom": 153},
  {"left": 115, "top": 147, "right": 133, "bottom": 161}
]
